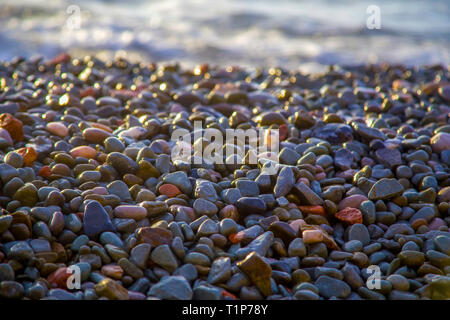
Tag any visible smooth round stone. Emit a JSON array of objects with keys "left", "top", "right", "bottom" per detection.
[
  {"left": 359, "top": 200, "right": 376, "bottom": 225},
  {"left": 4, "top": 151, "right": 23, "bottom": 168},
  {"left": 150, "top": 244, "right": 178, "bottom": 272},
  {"left": 173, "top": 264, "right": 198, "bottom": 282},
  {"left": 221, "top": 188, "right": 242, "bottom": 204},
  {"left": 437, "top": 187, "right": 450, "bottom": 203},
  {"left": 130, "top": 243, "right": 151, "bottom": 269},
  {"left": 100, "top": 232, "right": 124, "bottom": 248},
  {"left": 8, "top": 242, "right": 34, "bottom": 261},
  {"left": 236, "top": 180, "right": 260, "bottom": 197},
  {"left": 375, "top": 148, "right": 402, "bottom": 168},
  {"left": 193, "top": 198, "right": 218, "bottom": 217},
  {"left": 295, "top": 282, "right": 319, "bottom": 295},
  {"left": 292, "top": 269, "right": 311, "bottom": 284},
  {"left": 315, "top": 275, "right": 351, "bottom": 299},
  {"left": 236, "top": 197, "right": 267, "bottom": 215},
  {"left": 219, "top": 218, "right": 238, "bottom": 236},
  {"left": 314, "top": 267, "right": 344, "bottom": 280},
  {"left": 430, "top": 132, "right": 450, "bottom": 154},
  {"left": 334, "top": 148, "right": 353, "bottom": 170},
  {"left": 398, "top": 250, "right": 425, "bottom": 267},
  {"left": 274, "top": 166, "right": 295, "bottom": 198},
  {"left": 104, "top": 137, "right": 125, "bottom": 153},
  {"left": 344, "top": 240, "right": 363, "bottom": 253},
  {"left": 0, "top": 281, "right": 24, "bottom": 299},
  {"left": 114, "top": 205, "right": 147, "bottom": 221},
  {"left": 3, "top": 177, "right": 24, "bottom": 197},
  {"left": 70, "top": 146, "right": 97, "bottom": 159},
  {"left": 27, "top": 283, "right": 47, "bottom": 300},
  {"left": 71, "top": 235, "right": 90, "bottom": 252},
  {"left": 387, "top": 274, "right": 410, "bottom": 291},
  {"left": 433, "top": 236, "right": 450, "bottom": 256},
  {"left": 396, "top": 165, "right": 413, "bottom": 179},
  {"left": 192, "top": 283, "right": 221, "bottom": 300},
  {"left": 368, "top": 178, "right": 404, "bottom": 201},
  {"left": 83, "top": 200, "right": 115, "bottom": 238},
  {"left": 197, "top": 219, "right": 219, "bottom": 237},
  {"left": 316, "top": 155, "right": 334, "bottom": 168},
  {"left": 376, "top": 211, "right": 396, "bottom": 225},
  {"left": 194, "top": 180, "right": 218, "bottom": 201},
  {"left": 268, "top": 221, "right": 296, "bottom": 245},
  {"left": 295, "top": 289, "right": 320, "bottom": 300},
  {"left": 106, "top": 152, "right": 138, "bottom": 176},
  {"left": 13, "top": 183, "right": 38, "bottom": 207},
  {"left": 163, "top": 171, "right": 192, "bottom": 194},
  {"left": 32, "top": 221, "right": 52, "bottom": 239},
  {"left": 107, "top": 180, "right": 131, "bottom": 201},
  {"left": 369, "top": 251, "right": 387, "bottom": 265},
  {"left": 388, "top": 290, "right": 418, "bottom": 300},
  {"left": 279, "top": 147, "right": 300, "bottom": 165},
  {"left": 148, "top": 276, "right": 193, "bottom": 300},
  {"left": 338, "top": 195, "right": 368, "bottom": 211},
  {"left": 0, "top": 263, "right": 15, "bottom": 281},
  {"left": 0, "top": 215, "right": 13, "bottom": 233},
  {"left": 78, "top": 171, "right": 101, "bottom": 184},
  {"left": 259, "top": 112, "right": 287, "bottom": 126},
  {"left": 46, "top": 122, "right": 69, "bottom": 137},
  {"left": 37, "top": 187, "right": 59, "bottom": 202},
  {"left": 0, "top": 163, "right": 18, "bottom": 184},
  {"left": 184, "top": 252, "right": 210, "bottom": 266},
  {"left": 348, "top": 224, "right": 371, "bottom": 246},
  {"left": 288, "top": 238, "right": 307, "bottom": 257},
  {"left": 83, "top": 128, "right": 112, "bottom": 143},
  {"left": 48, "top": 288, "right": 79, "bottom": 300},
  {"left": 402, "top": 241, "right": 420, "bottom": 252}
]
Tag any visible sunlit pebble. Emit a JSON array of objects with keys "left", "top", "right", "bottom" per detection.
[
  {"left": 43, "top": 110, "right": 57, "bottom": 122},
  {"left": 118, "top": 127, "right": 147, "bottom": 140},
  {"left": 70, "top": 146, "right": 98, "bottom": 159},
  {"left": 46, "top": 122, "right": 69, "bottom": 137}
]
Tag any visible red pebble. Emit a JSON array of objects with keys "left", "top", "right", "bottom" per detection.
[{"left": 335, "top": 207, "right": 363, "bottom": 225}]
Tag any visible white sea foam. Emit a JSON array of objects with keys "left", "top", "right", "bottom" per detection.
[{"left": 0, "top": 0, "right": 449, "bottom": 70}]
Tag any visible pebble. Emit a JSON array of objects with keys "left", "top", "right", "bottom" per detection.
[
  {"left": 148, "top": 276, "right": 193, "bottom": 300},
  {"left": 0, "top": 281, "right": 24, "bottom": 299},
  {"left": 273, "top": 166, "right": 295, "bottom": 197},
  {"left": 237, "top": 252, "right": 272, "bottom": 297},
  {"left": 336, "top": 207, "right": 363, "bottom": 225},
  {"left": 348, "top": 224, "right": 371, "bottom": 245},
  {"left": 315, "top": 275, "right": 351, "bottom": 299},
  {"left": 83, "top": 200, "right": 115, "bottom": 238},
  {"left": 114, "top": 205, "right": 147, "bottom": 220},
  {"left": 95, "top": 278, "right": 129, "bottom": 300},
  {"left": 236, "top": 197, "right": 267, "bottom": 215},
  {"left": 150, "top": 244, "right": 178, "bottom": 272},
  {"left": 368, "top": 178, "right": 404, "bottom": 200},
  {"left": 207, "top": 257, "right": 232, "bottom": 284},
  {"left": 46, "top": 122, "right": 69, "bottom": 138},
  {"left": 193, "top": 198, "right": 218, "bottom": 217}
]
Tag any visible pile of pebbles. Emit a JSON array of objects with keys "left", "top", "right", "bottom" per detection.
[{"left": 0, "top": 54, "right": 449, "bottom": 300}]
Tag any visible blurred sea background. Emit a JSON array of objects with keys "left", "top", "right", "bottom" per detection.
[{"left": 0, "top": 0, "right": 449, "bottom": 72}]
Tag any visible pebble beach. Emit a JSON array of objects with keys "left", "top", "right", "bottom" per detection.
[{"left": 0, "top": 54, "right": 449, "bottom": 300}]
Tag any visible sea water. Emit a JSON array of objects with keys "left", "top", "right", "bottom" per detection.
[{"left": 0, "top": 0, "right": 449, "bottom": 71}]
